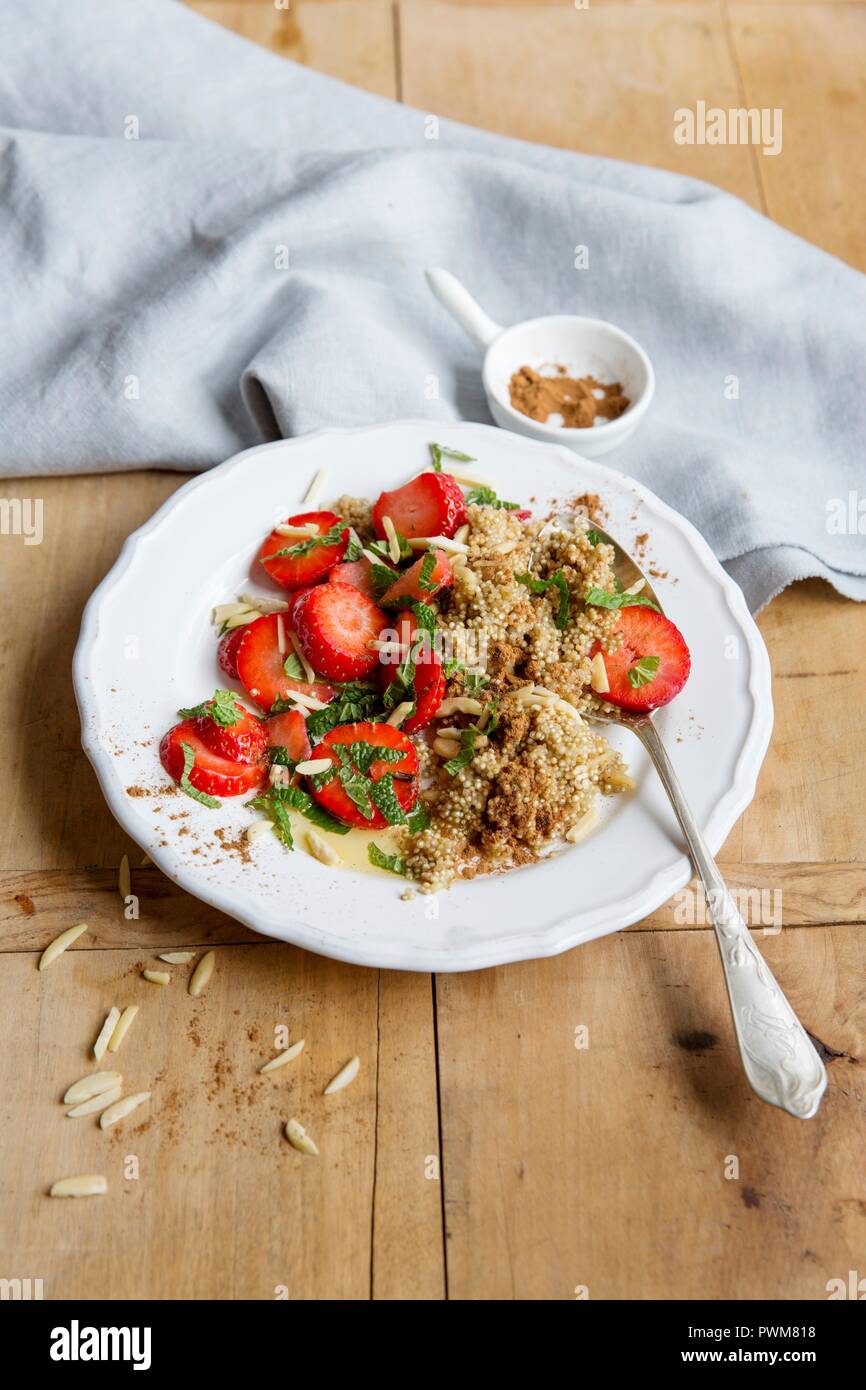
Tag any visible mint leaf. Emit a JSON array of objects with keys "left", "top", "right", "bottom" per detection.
[
  {"left": 369, "top": 773, "right": 407, "bottom": 826},
  {"left": 273, "top": 784, "right": 350, "bottom": 835},
  {"left": 178, "top": 688, "right": 241, "bottom": 728},
  {"left": 283, "top": 651, "right": 304, "bottom": 680},
  {"left": 516, "top": 570, "right": 570, "bottom": 630},
  {"left": 270, "top": 520, "right": 347, "bottom": 561},
  {"left": 344, "top": 529, "right": 363, "bottom": 562},
  {"left": 429, "top": 442, "right": 475, "bottom": 474},
  {"left": 627, "top": 655, "right": 660, "bottom": 688},
  {"left": 444, "top": 657, "right": 463, "bottom": 679},
  {"left": 417, "top": 551, "right": 438, "bottom": 592},
  {"left": 443, "top": 727, "right": 480, "bottom": 776},
  {"left": 586, "top": 528, "right": 604, "bottom": 546},
  {"left": 465, "top": 485, "right": 519, "bottom": 510},
  {"left": 368, "top": 842, "right": 408, "bottom": 876},
  {"left": 464, "top": 670, "right": 489, "bottom": 694},
  {"left": 177, "top": 741, "right": 221, "bottom": 808},
  {"left": 584, "top": 586, "right": 660, "bottom": 613},
  {"left": 339, "top": 771, "right": 375, "bottom": 820},
  {"left": 406, "top": 802, "right": 431, "bottom": 835},
  {"left": 411, "top": 601, "right": 437, "bottom": 636},
  {"left": 369, "top": 562, "right": 398, "bottom": 601},
  {"left": 370, "top": 532, "right": 413, "bottom": 563},
  {"left": 268, "top": 746, "right": 297, "bottom": 771},
  {"left": 246, "top": 792, "right": 294, "bottom": 848}
]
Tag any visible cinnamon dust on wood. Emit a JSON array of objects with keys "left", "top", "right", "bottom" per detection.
[{"left": 509, "top": 365, "right": 629, "bottom": 429}]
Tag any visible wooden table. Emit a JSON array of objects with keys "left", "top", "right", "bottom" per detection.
[{"left": 1, "top": 0, "right": 863, "bottom": 1301}]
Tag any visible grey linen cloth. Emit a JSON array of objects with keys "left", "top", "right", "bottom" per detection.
[{"left": 0, "top": 0, "right": 863, "bottom": 612}]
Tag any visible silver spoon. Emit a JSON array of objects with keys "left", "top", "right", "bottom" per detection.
[{"left": 541, "top": 515, "right": 827, "bottom": 1119}]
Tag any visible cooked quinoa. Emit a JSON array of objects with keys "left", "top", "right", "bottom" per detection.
[{"left": 370, "top": 498, "right": 630, "bottom": 891}]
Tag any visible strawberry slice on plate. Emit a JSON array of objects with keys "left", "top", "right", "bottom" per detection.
[
  {"left": 377, "top": 608, "right": 445, "bottom": 732},
  {"left": 217, "top": 625, "right": 245, "bottom": 680},
  {"left": 260, "top": 511, "right": 349, "bottom": 590},
  {"left": 372, "top": 472, "right": 466, "bottom": 541},
  {"left": 307, "top": 722, "right": 419, "bottom": 829},
  {"left": 236, "top": 612, "right": 336, "bottom": 714},
  {"left": 179, "top": 691, "right": 268, "bottom": 765},
  {"left": 265, "top": 709, "right": 311, "bottom": 765},
  {"left": 293, "top": 583, "right": 386, "bottom": 683},
  {"left": 589, "top": 606, "right": 690, "bottom": 713},
  {"left": 160, "top": 720, "right": 266, "bottom": 799},
  {"left": 329, "top": 557, "right": 388, "bottom": 601},
  {"left": 379, "top": 550, "right": 452, "bottom": 608}
]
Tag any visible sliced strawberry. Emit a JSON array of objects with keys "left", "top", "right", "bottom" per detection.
[
  {"left": 194, "top": 701, "right": 267, "bottom": 765},
  {"left": 285, "top": 584, "right": 318, "bottom": 628},
  {"left": 380, "top": 551, "right": 452, "bottom": 608},
  {"left": 260, "top": 511, "right": 348, "bottom": 590},
  {"left": 589, "top": 606, "right": 690, "bottom": 713},
  {"left": 373, "top": 472, "right": 466, "bottom": 541},
  {"left": 265, "top": 709, "right": 311, "bottom": 764},
  {"left": 236, "top": 612, "right": 336, "bottom": 714},
  {"left": 217, "top": 625, "right": 245, "bottom": 680},
  {"left": 516, "top": 509, "right": 532, "bottom": 521},
  {"left": 378, "top": 646, "right": 445, "bottom": 733},
  {"left": 160, "top": 720, "right": 266, "bottom": 798},
  {"left": 307, "top": 722, "right": 419, "bottom": 829},
  {"left": 293, "top": 584, "right": 386, "bottom": 683},
  {"left": 329, "top": 557, "right": 389, "bottom": 601}
]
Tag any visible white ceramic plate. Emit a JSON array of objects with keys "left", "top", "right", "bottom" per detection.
[{"left": 73, "top": 421, "right": 772, "bottom": 972}]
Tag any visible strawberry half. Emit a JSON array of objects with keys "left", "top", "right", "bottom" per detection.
[
  {"left": 265, "top": 709, "right": 311, "bottom": 765},
  {"left": 160, "top": 720, "right": 266, "bottom": 798},
  {"left": 293, "top": 583, "right": 386, "bottom": 683},
  {"left": 236, "top": 612, "right": 336, "bottom": 714},
  {"left": 590, "top": 606, "right": 690, "bottom": 713},
  {"left": 373, "top": 472, "right": 466, "bottom": 541},
  {"left": 329, "top": 557, "right": 388, "bottom": 602},
  {"left": 194, "top": 700, "right": 267, "bottom": 765},
  {"left": 260, "top": 511, "right": 349, "bottom": 590},
  {"left": 378, "top": 647, "right": 444, "bottom": 734},
  {"left": 217, "top": 625, "right": 245, "bottom": 680},
  {"left": 380, "top": 550, "right": 452, "bottom": 608},
  {"left": 307, "top": 722, "right": 419, "bottom": 829}
]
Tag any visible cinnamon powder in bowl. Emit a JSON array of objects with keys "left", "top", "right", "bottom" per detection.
[{"left": 509, "top": 365, "right": 629, "bottom": 430}]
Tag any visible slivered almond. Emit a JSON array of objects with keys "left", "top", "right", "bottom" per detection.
[
  {"left": 284, "top": 1118, "right": 319, "bottom": 1156},
  {"left": 289, "top": 631, "right": 316, "bottom": 684},
  {"left": 433, "top": 736, "right": 460, "bottom": 759},
  {"left": 118, "top": 854, "right": 131, "bottom": 901},
  {"left": 276, "top": 613, "right": 287, "bottom": 656},
  {"left": 269, "top": 763, "right": 291, "bottom": 788},
  {"left": 222, "top": 609, "right": 259, "bottom": 631},
  {"left": 441, "top": 469, "right": 494, "bottom": 488},
  {"left": 324, "top": 1056, "right": 360, "bottom": 1095},
  {"left": 63, "top": 1072, "right": 122, "bottom": 1106},
  {"left": 589, "top": 651, "right": 610, "bottom": 694},
  {"left": 274, "top": 521, "right": 319, "bottom": 539},
  {"left": 453, "top": 524, "right": 470, "bottom": 545},
  {"left": 565, "top": 805, "right": 600, "bottom": 844},
  {"left": 239, "top": 592, "right": 290, "bottom": 615},
  {"left": 361, "top": 547, "right": 384, "bottom": 566},
  {"left": 93, "top": 1007, "right": 120, "bottom": 1061},
  {"left": 50, "top": 1175, "right": 108, "bottom": 1198},
  {"left": 382, "top": 515, "right": 401, "bottom": 564},
  {"left": 67, "top": 1085, "right": 123, "bottom": 1118},
  {"left": 386, "top": 702, "right": 415, "bottom": 729},
  {"left": 437, "top": 697, "right": 483, "bottom": 717},
  {"left": 622, "top": 577, "right": 646, "bottom": 596},
  {"left": 108, "top": 1005, "right": 139, "bottom": 1053},
  {"left": 189, "top": 952, "right": 215, "bottom": 998},
  {"left": 368, "top": 639, "right": 405, "bottom": 657},
  {"left": 302, "top": 467, "right": 328, "bottom": 506},
  {"left": 607, "top": 768, "right": 637, "bottom": 792},
  {"left": 100, "top": 1091, "right": 150, "bottom": 1130},
  {"left": 158, "top": 951, "right": 195, "bottom": 965},
  {"left": 285, "top": 690, "right": 329, "bottom": 712},
  {"left": 38, "top": 922, "right": 88, "bottom": 971},
  {"left": 212, "top": 601, "right": 252, "bottom": 624},
  {"left": 306, "top": 830, "right": 342, "bottom": 867},
  {"left": 139, "top": 854, "right": 152, "bottom": 867},
  {"left": 142, "top": 970, "right": 170, "bottom": 986},
  {"left": 245, "top": 820, "right": 273, "bottom": 844},
  {"left": 295, "top": 758, "right": 332, "bottom": 776},
  {"left": 407, "top": 535, "right": 470, "bottom": 556},
  {"left": 259, "top": 1039, "right": 305, "bottom": 1074}
]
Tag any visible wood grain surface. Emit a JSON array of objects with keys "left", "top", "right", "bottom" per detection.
[{"left": 0, "top": 0, "right": 863, "bottom": 1301}]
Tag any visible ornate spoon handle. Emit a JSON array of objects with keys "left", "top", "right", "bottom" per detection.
[{"left": 635, "top": 719, "right": 827, "bottom": 1119}]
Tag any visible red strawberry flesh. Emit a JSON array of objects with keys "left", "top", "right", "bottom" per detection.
[
  {"left": 373, "top": 472, "right": 466, "bottom": 541},
  {"left": 379, "top": 550, "right": 452, "bottom": 608},
  {"left": 260, "top": 510, "right": 348, "bottom": 590},
  {"left": 236, "top": 611, "right": 336, "bottom": 714},
  {"left": 194, "top": 701, "right": 267, "bottom": 765},
  {"left": 590, "top": 606, "right": 690, "bottom": 713},
  {"left": 293, "top": 583, "right": 386, "bottom": 683},
  {"left": 307, "top": 721, "right": 418, "bottom": 829},
  {"left": 159, "top": 720, "right": 266, "bottom": 798}
]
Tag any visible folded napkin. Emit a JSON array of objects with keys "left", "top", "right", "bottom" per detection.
[{"left": 1, "top": 0, "right": 864, "bottom": 612}]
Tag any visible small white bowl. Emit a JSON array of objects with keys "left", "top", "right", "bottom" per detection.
[{"left": 426, "top": 269, "right": 654, "bottom": 458}]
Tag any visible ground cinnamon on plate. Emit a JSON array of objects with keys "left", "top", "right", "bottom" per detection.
[{"left": 509, "top": 365, "right": 629, "bottom": 429}]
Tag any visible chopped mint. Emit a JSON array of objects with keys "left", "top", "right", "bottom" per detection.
[
  {"left": 268, "top": 746, "right": 297, "bottom": 771},
  {"left": 368, "top": 842, "right": 408, "bottom": 876},
  {"left": 369, "top": 773, "right": 407, "bottom": 826},
  {"left": 273, "top": 784, "right": 349, "bottom": 835},
  {"left": 417, "top": 551, "right": 438, "bottom": 592},
  {"left": 178, "top": 741, "right": 221, "bottom": 808},
  {"left": 464, "top": 484, "right": 519, "bottom": 510},
  {"left": 429, "top": 442, "right": 475, "bottom": 473},
  {"left": 283, "top": 651, "right": 305, "bottom": 680},
  {"left": 344, "top": 529, "right": 363, "bottom": 562},
  {"left": 516, "top": 570, "right": 570, "bottom": 630},
  {"left": 443, "top": 657, "right": 463, "bottom": 679},
  {"left": 586, "top": 529, "right": 604, "bottom": 546},
  {"left": 463, "top": 670, "right": 489, "bottom": 694},
  {"left": 584, "top": 586, "right": 660, "bottom": 613},
  {"left": 411, "top": 601, "right": 437, "bottom": 636},
  {"left": 627, "top": 655, "right": 660, "bottom": 688},
  {"left": 269, "top": 520, "right": 347, "bottom": 561},
  {"left": 369, "top": 562, "right": 398, "bottom": 601},
  {"left": 406, "top": 802, "right": 431, "bottom": 834},
  {"left": 443, "top": 727, "right": 480, "bottom": 777},
  {"left": 178, "top": 688, "right": 241, "bottom": 728},
  {"left": 369, "top": 531, "right": 413, "bottom": 563}
]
